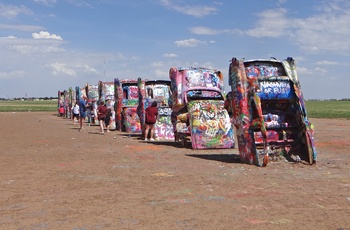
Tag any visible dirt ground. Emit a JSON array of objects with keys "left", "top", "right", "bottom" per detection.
[{"left": 0, "top": 112, "right": 349, "bottom": 230}]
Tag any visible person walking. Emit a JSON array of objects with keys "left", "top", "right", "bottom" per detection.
[
  {"left": 97, "top": 100, "right": 108, "bottom": 134},
  {"left": 79, "top": 96, "right": 87, "bottom": 131},
  {"left": 105, "top": 107, "right": 112, "bottom": 132},
  {"left": 144, "top": 101, "right": 158, "bottom": 141},
  {"left": 72, "top": 102, "right": 80, "bottom": 125}
]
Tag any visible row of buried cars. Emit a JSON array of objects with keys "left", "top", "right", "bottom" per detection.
[{"left": 58, "top": 57, "right": 317, "bottom": 167}]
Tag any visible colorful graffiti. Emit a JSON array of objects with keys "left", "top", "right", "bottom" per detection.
[
  {"left": 86, "top": 84, "right": 99, "bottom": 101},
  {"left": 229, "top": 57, "right": 316, "bottom": 166},
  {"left": 98, "top": 81, "right": 114, "bottom": 101},
  {"left": 114, "top": 79, "right": 141, "bottom": 133},
  {"left": 68, "top": 87, "right": 76, "bottom": 120},
  {"left": 169, "top": 67, "right": 234, "bottom": 149},
  {"left": 154, "top": 108, "right": 174, "bottom": 140},
  {"left": 122, "top": 107, "right": 141, "bottom": 133},
  {"left": 188, "top": 100, "right": 234, "bottom": 149},
  {"left": 75, "top": 86, "right": 87, "bottom": 101},
  {"left": 58, "top": 90, "right": 65, "bottom": 116},
  {"left": 85, "top": 84, "right": 99, "bottom": 125},
  {"left": 98, "top": 81, "right": 116, "bottom": 130},
  {"left": 170, "top": 67, "right": 225, "bottom": 113},
  {"left": 64, "top": 90, "right": 70, "bottom": 118},
  {"left": 137, "top": 78, "right": 174, "bottom": 140}
]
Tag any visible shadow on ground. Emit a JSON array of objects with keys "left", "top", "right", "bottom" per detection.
[{"left": 186, "top": 154, "right": 241, "bottom": 164}]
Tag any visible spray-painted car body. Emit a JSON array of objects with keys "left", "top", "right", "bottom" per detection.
[
  {"left": 58, "top": 90, "right": 65, "bottom": 116},
  {"left": 63, "top": 90, "right": 70, "bottom": 118},
  {"left": 229, "top": 57, "right": 316, "bottom": 166},
  {"left": 169, "top": 67, "right": 234, "bottom": 149},
  {"left": 86, "top": 84, "right": 99, "bottom": 102},
  {"left": 114, "top": 79, "right": 141, "bottom": 133},
  {"left": 75, "top": 86, "right": 87, "bottom": 102},
  {"left": 67, "top": 87, "right": 76, "bottom": 119},
  {"left": 137, "top": 78, "right": 174, "bottom": 140},
  {"left": 86, "top": 84, "right": 99, "bottom": 124},
  {"left": 98, "top": 81, "right": 116, "bottom": 129}
]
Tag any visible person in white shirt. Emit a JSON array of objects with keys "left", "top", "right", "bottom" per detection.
[{"left": 71, "top": 103, "right": 80, "bottom": 125}]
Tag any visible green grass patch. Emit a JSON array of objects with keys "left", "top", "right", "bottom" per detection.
[
  {"left": 305, "top": 100, "right": 350, "bottom": 119},
  {"left": 0, "top": 100, "right": 58, "bottom": 112}
]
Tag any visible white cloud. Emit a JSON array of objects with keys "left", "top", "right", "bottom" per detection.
[
  {"left": 163, "top": 53, "right": 178, "bottom": 58},
  {"left": 32, "top": 31, "right": 63, "bottom": 40},
  {"left": 314, "top": 67, "right": 328, "bottom": 74},
  {"left": 175, "top": 38, "right": 208, "bottom": 47},
  {"left": 0, "top": 70, "right": 25, "bottom": 80},
  {"left": 34, "top": 0, "right": 93, "bottom": 8},
  {"left": 78, "top": 64, "right": 98, "bottom": 74},
  {"left": 190, "top": 27, "right": 219, "bottom": 35},
  {"left": 292, "top": 9, "right": 350, "bottom": 53},
  {"left": 297, "top": 65, "right": 328, "bottom": 76},
  {"left": 277, "top": 0, "right": 287, "bottom": 5},
  {"left": 245, "top": 8, "right": 289, "bottom": 38},
  {"left": 54, "top": 63, "right": 99, "bottom": 76},
  {"left": 33, "top": 0, "right": 57, "bottom": 6},
  {"left": 316, "top": 0, "right": 350, "bottom": 13},
  {"left": 152, "top": 62, "right": 164, "bottom": 67},
  {"left": 159, "top": 0, "right": 218, "bottom": 18},
  {"left": 242, "top": 1, "right": 350, "bottom": 54},
  {"left": 0, "top": 35, "right": 17, "bottom": 39},
  {"left": 0, "top": 35, "right": 65, "bottom": 55},
  {"left": 49, "top": 62, "right": 76, "bottom": 76},
  {"left": 153, "top": 68, "right": 168, "bottom": 78},
  {"left": 0, "top": 4, "right": 32, "bottom": 18},
  {"left": 9, "top": 44, "right": 64, "bottom": 54},
  {"left": 316, "top": 60, "right": 338, "bottom": 65},
  {"left": 190, "top": 26, "right": 244, "bottom": 36},
  {"left": 0, "top": 24, "right": 44, "bottom": 32},
  {"left": 65, "top": 0, "right": 92, "bottom": 8},
  {"left": 115, "top": 52, "right": 139, "bottom": 61}
]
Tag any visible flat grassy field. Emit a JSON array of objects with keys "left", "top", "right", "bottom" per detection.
[
  {"left": 0, "top": 100, "right": 349, "bottom": 119},
  {"left": 305, "top": 100, "right": 350, "bottom": 119},
  {"left": 0, "top": 100, "right": 58, "bottom": 112}
]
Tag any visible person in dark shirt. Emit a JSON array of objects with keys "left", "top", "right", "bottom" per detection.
[
  {"left": 97, "top": 100, "right": 108, "bottom": 134},
  {"left": 144, "top": 101, "right": 158, "bottom": 141}
]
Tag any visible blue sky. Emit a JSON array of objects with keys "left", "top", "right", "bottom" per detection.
[{"left": 1, "top": 0, "right": 349, "bottom": 99}]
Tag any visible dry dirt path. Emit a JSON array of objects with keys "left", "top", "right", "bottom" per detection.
[{"left": 0, "top": 112, "right": 349, "bottom": 230}]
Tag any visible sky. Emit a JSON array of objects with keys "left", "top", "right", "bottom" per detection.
[{"left": 0, "top": 0, "right": 350, "bottom": 99}]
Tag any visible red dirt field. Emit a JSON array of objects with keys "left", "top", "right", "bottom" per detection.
[{"left": 0, "top": 112, "right": 349, "bottom": 230}]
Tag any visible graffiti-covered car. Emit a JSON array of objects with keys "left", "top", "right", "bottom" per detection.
[
  {"left": 169, "top": 67, "right": 235, "bottom": 149},
  {"left": 98, "top": 81, "right": 115, "bottom": 130},
  {"left": 114, "top": 78, "right": 141, "bottom": 133},
  {"left": 229, "top": 57, "right": 316, "bottom": 166},
  {"left": 137, "top": 78, "right": 174, "bottom": 140},
  {"left": 86, "top": 84, "right": 99, "bottom": 125}
]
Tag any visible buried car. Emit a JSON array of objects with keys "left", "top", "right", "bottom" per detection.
[
  {"left": 228, "top": 57, "right": 316, "bottom": 166},
  {"left": 169, "top": 67, "right": 234, "bottom": 149},
  {"left": 137, "top": 78, "right": 174, "bottom": 140}
]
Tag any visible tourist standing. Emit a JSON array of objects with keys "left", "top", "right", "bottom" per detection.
[
  {"left": 97, "top": 101, "right": 108, "bottom": 134},
  {"left": 79, "top": 96, "right": 87, "bottom": 131},
  {"left": 144, "top": 101, "right": 158, "bottom": 141},
  {"left": 72, "top": 102, "right": 80, "bottom": 125}
]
